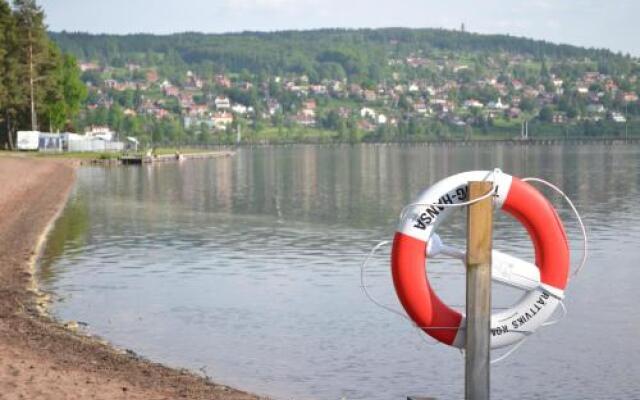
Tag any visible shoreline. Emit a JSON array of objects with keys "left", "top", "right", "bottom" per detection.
[
  {"left": 0, "top": 155, "right": 264, "bottom": 400},
  {"left": 26, "top": 161, "right": 76, "bottom": 317}
]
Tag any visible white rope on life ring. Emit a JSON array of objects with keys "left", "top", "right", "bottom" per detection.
[{"left": 391, "top": 170, "right": 570, "bottom": 350}]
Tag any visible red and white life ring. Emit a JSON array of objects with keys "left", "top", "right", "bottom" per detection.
[{"left": 391, "top": 170, "right": 569, "bottom": 349}]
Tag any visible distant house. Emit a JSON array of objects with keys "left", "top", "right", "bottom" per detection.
[
  {"left": 414, "top": 102, "right": 428, "bottom": 115},
  {"left": 187, "top": 104, "right": 209, "bottom": 117},
  {"left": 126, "top": 63, "right": 141, "bottom": 72},
  {"left": 185, "top": 71, "right": 204, "bottom": 89},
  {"left": 301, "top": 107, "right": 316, "bottom": 118},
  {"left": 86, "top": 126, "right": 116, "bottom": 141},
  {"left": 360, "top": 107, "right": 377, "bottom": 119},
  {"left": 267, "top": 99, "right": 281, "bottom": 116},
  {"left": 231, "top": 104, "right": 249, "bottom": 115},
  {"left": 604, "top": 79, "right": 618, "bottom": 92},
  {"left": 146, "top": 70, "right": 159, "bottom": 83},
  {"left": 511, "top": 80, "right": 524, "bottom": 91},
  {"left": 215, "top": 74, "right": 232, "bottom": 88},
  {"left": 214, "top": 96, "right": 231, "bottom": 110},
  {"left": 487, "top": 98, "right": 508, "bottom": 110},
  {"left": 310, "top": 85, "right": 328, "bottom": 95},
  {"left": 330, "top": 81, "right": 344, "bottom": 94},
  {"left": 104, "top": 79, "right": 118, "bottom": 89},
  {"left": 610, "top": 112, "right": 627, "bottom": 123},
  {"left": 464, "top": 99, "right": 484, "bottom": 109},
  {"left": 179, "top": 93, "right": 195, "bottom": 108},
  {"left": 552, "top": 112, "right": 567, "bottom": 124},
  {"left": 163, "top": 85, "right": 180, "bottom": 97},
  {"left": 212, "top": 111, "right": 233, "bottom": 129},
  {"left": 363, "top": 90, "right": 377, "bottom": 102},
  {"left": 587, "top": 103, "right": 605, "bottom": 114},
  {"left": 291, "top": 113, "right": 316, "bottom": 127},
  {"left": 80, "top": 62, "right": 100, "bottom": 72}
]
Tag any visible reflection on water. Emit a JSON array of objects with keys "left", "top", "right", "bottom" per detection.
[{"left": 39, "top": 144, "right": 640, "bottom": 400}]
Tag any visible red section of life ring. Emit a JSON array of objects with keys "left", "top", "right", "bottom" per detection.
[{"left": 391, "top": 177, "right": 569, "bottom": 346}]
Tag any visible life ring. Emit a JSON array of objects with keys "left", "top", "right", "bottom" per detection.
[{"left": 391, "top": 170, "right": 569, "bottom": 349}]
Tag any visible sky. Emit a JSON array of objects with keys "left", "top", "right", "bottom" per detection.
[{"left": 39, "top": 0, "right": 640, "bottom": 56}]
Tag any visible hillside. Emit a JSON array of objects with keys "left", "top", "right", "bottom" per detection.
[
  {"left": 49, "top": 28, "right": 640, "bottom": 144},
  {"left": 51, "top": 28, "right": 630, "bottom": 80}
]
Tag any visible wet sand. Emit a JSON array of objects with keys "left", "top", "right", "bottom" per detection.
[{"left": 0, "top": 156, "right": 263, "bottom": 400}]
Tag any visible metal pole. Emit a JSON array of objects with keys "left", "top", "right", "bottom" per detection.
[
  {"left": 465, "top": 181, "right": 493, "bottom": 400},
  {"left": 625, "top": 103, "right": 628, "bottom": 142}
]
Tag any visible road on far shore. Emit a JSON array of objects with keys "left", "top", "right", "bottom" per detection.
[{"left": 0, "top": 155, "right": 264, "bottom": 400}]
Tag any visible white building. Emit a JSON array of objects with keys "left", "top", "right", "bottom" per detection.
[
  {"left": 215, "top": 96, "right": 231, "bottom": 110},
  {"left": 611, "top": 112, "right": 627, "bottom": 123},
  {"left": 86, "top": 126, "right": 116, "bottom": 141},
  {"left": 360, "top": 107, "right": 377, "bottom": 119}
]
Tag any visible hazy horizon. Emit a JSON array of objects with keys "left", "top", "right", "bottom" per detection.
[{"left": 39, "top": 0, "right": 639, "bottom": 57}]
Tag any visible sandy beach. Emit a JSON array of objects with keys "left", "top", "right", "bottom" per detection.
[{"left": 0, "top": 156, "right": 262, "bottom": 400}]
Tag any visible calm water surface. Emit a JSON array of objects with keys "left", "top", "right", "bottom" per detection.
[{"left": 39, "top": 144, "right": 640, "bottom": 399}]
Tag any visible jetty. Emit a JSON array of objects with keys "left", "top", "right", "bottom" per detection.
[{"left": 120, "top": 150, "right": 234, "bottom": 165}]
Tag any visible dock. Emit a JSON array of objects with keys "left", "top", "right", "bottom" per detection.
[{"left": 120, "top": 151, "right": 234, "bottom": 165}]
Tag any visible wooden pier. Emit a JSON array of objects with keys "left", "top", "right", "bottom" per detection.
[{"left": 120, "top": 151, "right": 234, "bottom": 165}]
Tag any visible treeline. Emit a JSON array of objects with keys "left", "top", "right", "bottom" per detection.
[
  {"left": 50, "top": 28, "right": 632, "bottom": 84},
  {"left": 0, "top": 0, "right": 86, "bottom": 148}
]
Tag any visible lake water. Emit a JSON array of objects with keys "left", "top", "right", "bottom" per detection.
[{"left": 39, "top": 144, "right": 640, "bottom": 400}]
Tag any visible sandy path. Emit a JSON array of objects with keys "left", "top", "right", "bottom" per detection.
[{"left": 0, "top": 156, "right": 264, "bottom": 400}]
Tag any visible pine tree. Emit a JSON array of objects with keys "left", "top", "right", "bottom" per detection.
[
  {"left": 0, "top": 2, "right": 7, "bottom": 107},
  {"left": 0, "top": 0, "right": 21, "bottom": 148},
  {"left": 0, "top": 0, "right": 11, "bottom": 122},
  {"left": 13, "top": 0, "right": 50, "bottom": 132}
]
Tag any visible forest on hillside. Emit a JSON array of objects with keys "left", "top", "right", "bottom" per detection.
[{"left": 51, "top": 29, "right": 636, "bottom": 84}]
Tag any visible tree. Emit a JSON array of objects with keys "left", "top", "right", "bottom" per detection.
[
  {"left": 60, "top": 53, "right": 87, "bottom": 125},
  {"left": 13, "top": 0, "right": 49, "bottom": 131},
  {"left": 0, "top": 0, "right": 21, "bottom": 148},
  {"left": 320, "top": 109, "right": 340, "bottom": 130},
  {"left": 0, "top": 1, "right": 8, "bottom": 110},
  {"left": 538, "top": 106, "right": 554, "bottom": 123},
  {"left": 519, "top": 97, "right": 535, "bottom": 113}
]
